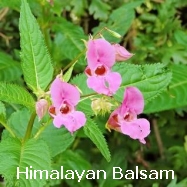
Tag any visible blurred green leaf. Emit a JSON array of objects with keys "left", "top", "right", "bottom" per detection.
[
  {"left": 93, "top": 0, "right": 143, "bottom": 42},
  {"left": 89, "top": 0, "right": 111, "bottom": 21},
  {"left": 98, "top": 151, "right": 127, "bottom": 187},
  {"left": 71, "top": 0, "right": 87, "bottom": 17},
  {"left": 52, "top": 18, "right": 87, "bottom": 67},
  {"left": 48, "top": 150, "right": 91, "bottom": 186},
  {"left": 174, "top": 30, "right": 187, "bottom": 46},
  {"left": 0, "top": 52, "right": 22, "bottom": 82},
  {"left": 0, "top": 0, "right": 20, "bottom": 10},
  {"left": 167, "top": 177, "right": 187, "bottom": 187},
  {"left": 184, "top": 136, "right": 187, "bottom": 153}
]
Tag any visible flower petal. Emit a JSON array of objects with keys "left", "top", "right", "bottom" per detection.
[
  {"left": 53, "top": 111, "right": 86, "bottom": 133},
  {"left": 105, "top": 72, "right": 122, "bottom": 95},
  {"left": 121, "top": 87, "right": 144, "bottom": 115},
  {"left": 86, "top": 39, "right": 115, "bottom": 69},
  {"left": 106, "top": 108, "right": 121, "bottom": 130},
  {"left": 120, "top": 118, "right": 150, "bottom": 144},
  {"left": 50, "top": 78, "right": 80, "bottom": 108},
  {"left": 87, "top": 72, "right": 121, "bottom": 96}
]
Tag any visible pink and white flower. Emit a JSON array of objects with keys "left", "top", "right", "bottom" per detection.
[
  {"left": 85, "top": 39, "right": 122, "bottom": 96},
  {"left": 49, "top": 78, "right": 86, "bottom": 133},
  {"left": 106, "top": 87, "right": 150, "bottom": 144}
]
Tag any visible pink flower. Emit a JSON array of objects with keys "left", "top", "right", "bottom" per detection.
[
  {"left": 113, "top": 44, "right": 133, "bottom": 61},
  {"left": 106, "top": 87, "right": 150, "bottom": 144},
  {"left": 36, "top": 99, "right": 49, "bottom": 120},
  {"left": 85, "top": 39, "right": 122, "bottom": 96},
  {"left": 49, "top": 78, "right": 86, "bottom": 133}
]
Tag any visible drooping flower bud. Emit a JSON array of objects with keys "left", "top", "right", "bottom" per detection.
[
  {"left": 36, "top": 99, "right": 49, "bottom": 120},
  {"left": 91, "top": 97, "right": 113, "bottom": 116},
  {"left": 113, "top": 44, "right": 133, "bottom": 62}
]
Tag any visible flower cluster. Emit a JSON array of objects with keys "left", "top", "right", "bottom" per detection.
[
  {"left": 84, "top": 38, "right": 150, "bottom": 143},
  {"left": 106, "top": 87, "right": 150, "bottom": 144},
  {"left": 48, "top": 78, "right": 86, "bottom": 134},
  {"left": 35, "top": 37, "right": 150, "bottom": 144},
  {"left": 84, "top": 39, "right": 133, "bottom": 96}
]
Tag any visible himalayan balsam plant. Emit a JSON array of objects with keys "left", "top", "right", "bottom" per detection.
[{"left": 0, "top": 0, "right": 174, "bottom": 186}]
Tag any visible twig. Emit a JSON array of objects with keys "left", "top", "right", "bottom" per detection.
[
  {"left": 152, "top": 118, "right": 165, "bottom": 159},
  {"left": 0, "top": 7, "right": 9, "bottom": 21}
]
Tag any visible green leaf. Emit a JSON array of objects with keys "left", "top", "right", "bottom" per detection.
[
  {"left": 38, "top": 124, "right": 76, "bottom": 157},
  {"left": 63, "top": 62, "right": 76, "bottom": 82},
  {"left": 144, "top": 64, "right": 187, "bottom": 113},
  {"left": 4, "top": 108, "right": 75, "bottom": 157},
  {"left": 71, "top": 73, "right": 93, "bottom": 95},
  {"left": 0, "top": 101, "right": 6, "bottom": 123},
  {"left": 92, "top": 0, "right": 143, "bottom": 42},
  {"left": 0, "top": 83, "right": 35, "bottom": 110},
  {"left": 71, "top": 74, "right": 93, "bottom": 116},
  {"left": 0, "top": 0, "right": 20, "bottom": 10},
  {"left": 167, "top": 177, "right": 177, "bottom": 187},
  {"left": 89, "top": 0, "right": 111, "bottom": 21},
  {"left": 53, "top": 150, "right": 91, "bottom": 174},
  {"left": 19, "top": 0, "right": 53, "bottom": 93},
  {"left": 0, "top": 138, "right": 51, "bottom": 187},
  {"left": 184, "top": 136, "right": 187, "bottom": 153},
  {"left": 174, "top": 30, "right": 187, "bottom": 46},
  {"left": 167, "top": 177, "right": 187, "bottom": 187},
  {"left": 83, "top": 118, "right": 111, "bottom": 162},
  {"left": 113, "top": 63, "right": 172, "bottom": 104},
  {"left": 0, "top": 101, "right": 6, "bottom": 117},
  {"left": 53, "top": 18, "right": 87, "bottom": 66},
  {"left": 0, "top": 52, "right": 22, "bottom": 82},
  {"left": 98, "top": 151, "right": 127, "bottom": 187},
  {"left": 71, "top": 0, "right": 88, "bottom": 17},
  {"left": 49, "top": 150, "right": 91, "bottom": 186}
]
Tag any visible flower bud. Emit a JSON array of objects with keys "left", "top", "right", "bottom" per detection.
[
  {"left": 91, "top": 97, "right": 113, "bottom": 116},
  {"left": 36, "top": 99, "right": 49, "bottom": 120},
  {"left": 105, "top": 28, "right": 122, "bottom": 38},
  {"left": 113, "top": 44, "right": 133, "bottom": 61}
]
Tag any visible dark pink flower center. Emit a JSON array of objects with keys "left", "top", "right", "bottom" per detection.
[
  {"left": 60, "top": 103, "right": 70, "bottom": 114},
  {"left": 49, "top": 106, "right": 56, "bottom": 115},
  {"left": 95, "top": 65, "right": 106, "bottom": 75},
  {"left": 111, "top": 114, "right": 120, "bottom": 128},
  {"left": 85, "top": 68, "right": 92, "bottom": 76},
  {"left": 123, "top": 112, "right": 134, "bottom": 122}
]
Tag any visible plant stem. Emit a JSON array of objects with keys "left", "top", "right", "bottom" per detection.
[
  {"left": 62, "top": 49, "right": 87, "bottom": 72},
  {"left": 23, "top": 112, "right": 36, "bottom": 142},
  {"left": 0, "top": 120, "right": 15, "bottom": 137},
  {"left": 34, "top": 119, "right": 52, "bottom": 139}
]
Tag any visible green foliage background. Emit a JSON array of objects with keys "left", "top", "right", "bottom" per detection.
[{"left": 0, "top": 0, "right": 187, "bottom": 186}]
